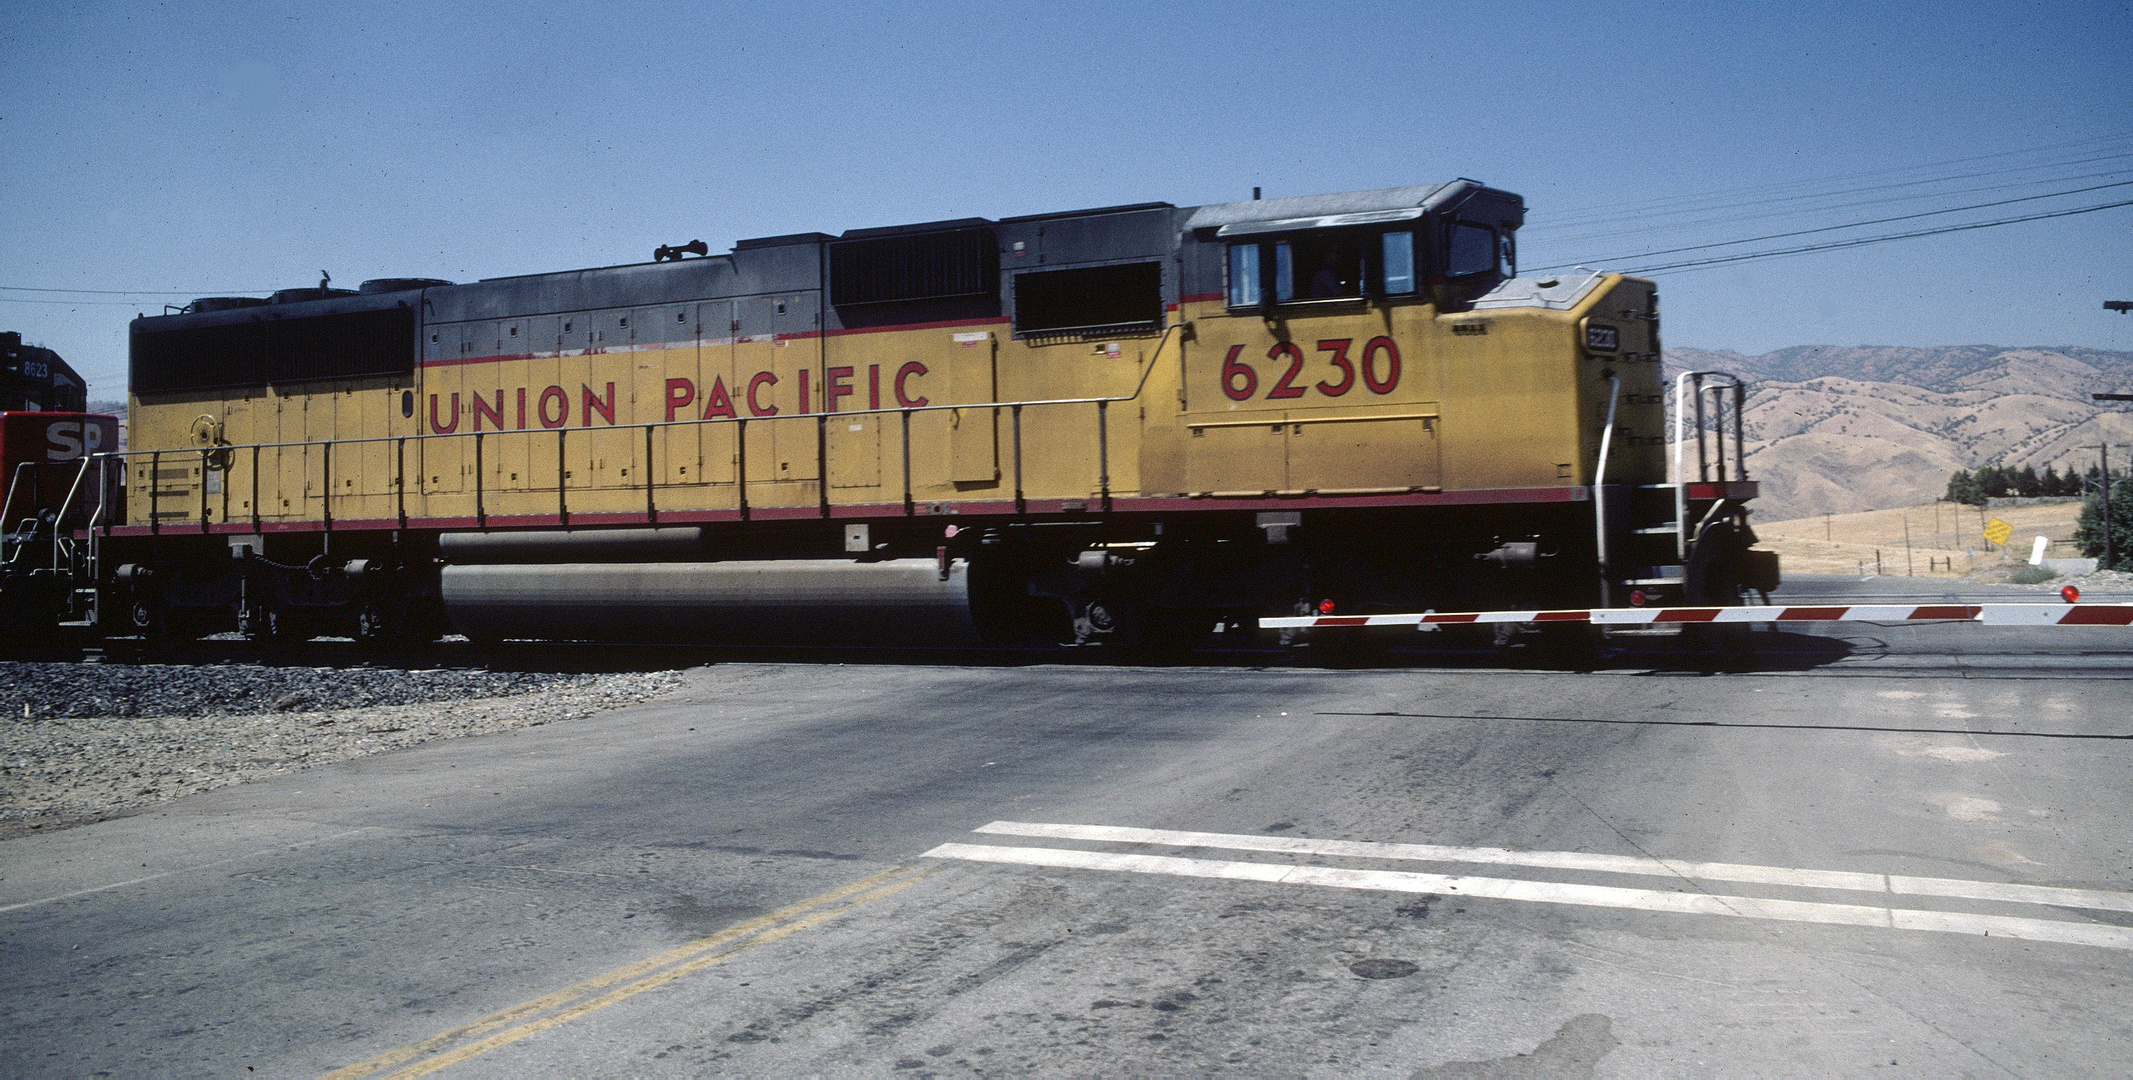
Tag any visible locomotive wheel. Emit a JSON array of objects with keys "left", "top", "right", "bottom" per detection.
[
  {"left": 355, "top": 599, "right": 402, "bottom": 647},
  {"left": 1685, "top": 520, "right": 1751, "bottom": 606},
  {"left": 237, "top": 602, "right": 268, "bottom": 642},
  {"left": 1277, "top": 598, "right": 1400, "bottom": 659},
  {"left": 1274, "top": 599, "right": 1312, "bottom": 648},
  {"left": 130, "top": 598, "right": 186, "bottom": 644},
  {"left": 246, "top": 606, "right": 304, "bottom": 647},
  {"left": 1685, "top": 521, "right": 1756, "bottom": 664}
]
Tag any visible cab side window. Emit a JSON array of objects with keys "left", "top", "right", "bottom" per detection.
[
  {"left": 1226, "top": 229, "right": 1417, "bottom": 309},
  {"left": 1285, "top": 236, "right": 1360, "bottom": 299},
  {"left": 1227, "top": 243, "right": 1261, "bottom": 307},
  {"left": 1381, "top": 232, "right": 1416, "bottom": 295}
]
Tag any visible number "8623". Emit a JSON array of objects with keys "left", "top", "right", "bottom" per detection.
[{"left": 1221, "top": 337, "right": 1401, "bottom": 402}]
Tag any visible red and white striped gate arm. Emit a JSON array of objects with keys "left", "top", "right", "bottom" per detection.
[{"left": 1258, "top": 603, "right": 2133, "bottom": 629}]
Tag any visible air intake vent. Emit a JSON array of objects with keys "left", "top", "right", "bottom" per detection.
[
  {"left": 132, "top": 307, "right": 415, "bottom": 393},
  {"left": 1013, "top": 262, "right": 1163, "bottom": 337},
  {"left": 830, "top": 228, "right": 997, "bottom": 307}
]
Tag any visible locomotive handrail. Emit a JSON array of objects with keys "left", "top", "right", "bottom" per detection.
[
  {"left": 0, "top": 461, "right": 35, "bottom": 537},
  {"left": 121, "top": 321, "right": 1185, "bottom": 459},
  {"left": 106, "top": 321, "right": 1190, "bottom": 530},
  {"left": 48, "top": 453, "right": 98, "bottom": 575},
  {"left": 1593, "top": 373, "right": 1622, "bottom": 609},
  {"left": 1671, "top": 370, "right": 1749, "bottom": 562},
  {"left": 84, "top": 455, "right": 110, "bottom": 578}
]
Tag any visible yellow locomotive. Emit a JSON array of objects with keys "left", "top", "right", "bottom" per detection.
[{"left": 102, "top": 180, "right": 1771, "bottom": 647}]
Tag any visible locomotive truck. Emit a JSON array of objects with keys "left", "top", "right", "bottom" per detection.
[{"left": 14, "top": 180, "right": 1777, "bottom": 649}]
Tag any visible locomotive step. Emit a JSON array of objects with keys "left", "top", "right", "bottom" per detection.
[{"left": 59, "top": 587, "right": 99, "bottom": 628}]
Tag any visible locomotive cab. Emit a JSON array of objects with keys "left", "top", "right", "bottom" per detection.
[{"left": 1216, "top": 182, "right": 1521, "bottom": 313}]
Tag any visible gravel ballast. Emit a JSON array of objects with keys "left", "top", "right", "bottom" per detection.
[{"left": 0, "top": 662, "right": 685, "bottom": 837}]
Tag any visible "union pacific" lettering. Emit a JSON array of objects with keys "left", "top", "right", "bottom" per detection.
[{"left": 428, "top": 362, "right": 931, "bottom": 434}]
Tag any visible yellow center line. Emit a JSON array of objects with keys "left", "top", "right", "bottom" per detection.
[
  {"left": 322, "top": 866, "right": 923, "bottom": 1079},
  {"left": 383, "top": 873, "right": 931, "bottom": 1078}
]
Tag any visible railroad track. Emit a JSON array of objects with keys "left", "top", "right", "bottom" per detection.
[{"left": 18, "top": 620, "right": 2130, "bottom": 678}]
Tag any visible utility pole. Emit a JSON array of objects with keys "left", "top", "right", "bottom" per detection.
[
  {"left": 2099, "top": 294, "right": 2127, "bottom": 567},
  {"left": 2098, "top": 286, "right": 2128, "bottom": 566},
  {"left": 2080, "top": 440, "right": 2120, "bottom": 571},
  {"left": 2094, "top": 388, "right": 2131, "bottom": 572}
]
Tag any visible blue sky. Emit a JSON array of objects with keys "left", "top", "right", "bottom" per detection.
[{"left": 3, "top": 0, "right": 2129, "bottom": 399}]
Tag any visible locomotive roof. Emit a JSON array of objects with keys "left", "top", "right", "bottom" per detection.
[
  {"left": 0, "top": 331, "right": 89, "bottom": 411},
  {"left": 134, "top": 181, "right": 1526, "bottom": 332},
  {"left": 1181, "top": 181, "right": 1503, "bottom": 233}
]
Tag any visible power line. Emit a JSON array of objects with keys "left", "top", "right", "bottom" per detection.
[
  {"left": 0, "top": 297, "right": 160, "bottom": 307},
  {"left": 1616, "top": 198, "right": 2133, "bottom": 275},
  {"left": 1549, "top": 149, "right": 2133, "bottom": 232},
  {"left": 1543, "top": 131, "right": 2133, "bottom": 227},
  {"left": 1529, "top": 178, "right": 2133, "bottom": 273},
  {"left": 0, "top": 285, "right": 273, "bottom": 295},
  {"left": 1534, "top": 160, "right": 2133, "bottom": 248}
]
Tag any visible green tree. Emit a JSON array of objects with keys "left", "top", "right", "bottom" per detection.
[
  {"left": 2042, "top": 463, "right": 2064, "bottom": 496},
  {"left": 1976, "top": 464, "right": 2011, "bottom": 499},
  {"left": 2015, "top": 464, "right": 2042, "bottom": 497},
  {"left": 2074, "top": 480, "right": 2133, "bottom": 570},
  {"left": 1945, "top": 470, "right": 1983, "bottom": 505}
]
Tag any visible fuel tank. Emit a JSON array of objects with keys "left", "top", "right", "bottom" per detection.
[
  {"left": 438, "top": 558, "right": 980, "bottom": 645},
  {"left": 438, "top": 527, "right": 708, "bottom": 563}
]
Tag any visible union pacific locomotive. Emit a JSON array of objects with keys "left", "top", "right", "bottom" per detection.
[{"left": 14, "top": 180, "right": 1777, "bottom": 649}]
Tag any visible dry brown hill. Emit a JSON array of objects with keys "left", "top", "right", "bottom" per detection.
[
  {"left": 1754, "top": 499, "right": 2085, "bottom": 577},
  {"left": 1664, "top": 346, "right": 2133, "bottom": 521}
]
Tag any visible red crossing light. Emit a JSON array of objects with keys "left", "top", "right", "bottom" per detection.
[{"left": 2062, "top": 585, "right": 2081, "bottom": 604}]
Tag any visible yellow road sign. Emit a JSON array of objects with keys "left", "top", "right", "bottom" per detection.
[{"left": 1983, "top": 517, "right": 2013, "bottom": 546}]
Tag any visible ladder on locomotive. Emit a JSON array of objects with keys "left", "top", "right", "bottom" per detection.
[{"left": 1602, "top": 370, "right": 1749, "bottom": 603}]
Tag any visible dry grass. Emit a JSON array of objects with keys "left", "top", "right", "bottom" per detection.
[{"left": 1752, "top": 499, "right": 2085, "bottom": 577}]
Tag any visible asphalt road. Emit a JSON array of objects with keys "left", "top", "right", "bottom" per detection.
[{"left": 4, "top": 577, "right": 2131, "bottom": 1077}]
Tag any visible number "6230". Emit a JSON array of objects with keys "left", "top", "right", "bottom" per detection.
[{"left": 1221, "top": 337, "right": 1400, "bottom": 402}]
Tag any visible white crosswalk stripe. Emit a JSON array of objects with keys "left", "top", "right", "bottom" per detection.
[{"left": 923, "top": 822, "right": 2133, "bottom": 952}]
